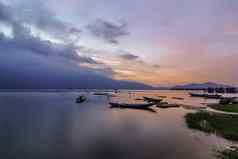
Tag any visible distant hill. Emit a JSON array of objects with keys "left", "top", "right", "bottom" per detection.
[
  {"left": 0, "top": 74, "right": 155, "bottom": 90},
  {"left": 0, "top": 65, "right": 156, "bottom": 90},
  {"left": 171, "top": 82, "right": 233, "bottom": 90}
]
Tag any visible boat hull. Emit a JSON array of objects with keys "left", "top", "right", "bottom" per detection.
[
  {"left": 143, "top": 97, "right": 162, "bottom": 103},
  {"left": 76, "top": 96, "right": 87, "bottom": 103},
  {"left": 109, "top": 102, "right": 155, "bottom": 109},
  {"left": 189, "top": 93, "right": 221, "bottom": 99}
]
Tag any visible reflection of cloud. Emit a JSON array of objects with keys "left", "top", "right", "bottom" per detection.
[{"left": 87, "top": 19, "right": 129, "bottom": 44}]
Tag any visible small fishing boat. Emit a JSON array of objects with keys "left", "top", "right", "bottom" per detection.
[
  {"left": 76, "top": 96, "right": 87, "bottom": 103},
  {"left": 93, "top": 92, "right": 110, "bottom": 96},
  {"left": 109, "top": 102, "right": 155, "bottom": 109},
  {"left": 157, "top": 96, "right": 167, "bottom": 98},
  {"left": 93, "top": 92, "right": 116, "bottom": 97},
  {"left": 219, "top": 97, "right": 238, "bottom": 105},
  {"left": 143, "top": 97, "right": 162, "bottom": 103},
  {"left": 206, "top": 94, "right": 222, "bottom": 99},
  {"left": 231, "top": 97, "right": 238, "bottom": 104},
  {"left": 157, "top": 103, "right": 180, "bottom": 109},
  {"left": 189, "top": 93, "right": 207, "bottom": 97},
  {"left": 189, "top": 93, "right": 221, "bottom": 99},
  {"left": 172, "top": 97, "right": 184, "bottom": 100}
]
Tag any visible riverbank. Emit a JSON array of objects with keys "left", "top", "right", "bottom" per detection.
[
  {"left": 208, "top": 104, "right": 238, "bottom": 113},
  {"left": 185, "top": 111, "right": 238, "bottom": 141},
  {"left": 215, "top": 146, "right": 238, "bottom": 159}
]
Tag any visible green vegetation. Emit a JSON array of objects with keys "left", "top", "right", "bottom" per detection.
[
  {"left": 209, "top": 104, "right": 238, "bottom": 113},
  {"left": 215, "top": 148, "right": 238, "bottom": 159},
  {"left": 185, "top": 111, "right": 238, "bottom": 141}
]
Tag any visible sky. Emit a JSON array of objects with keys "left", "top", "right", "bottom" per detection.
[{"left": 0, "top": 0, "right": 238, "bottom": 87}]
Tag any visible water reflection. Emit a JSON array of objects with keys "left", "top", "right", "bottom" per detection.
[{"left": 0, "top": 91, "right": 232, "bottom": 159}]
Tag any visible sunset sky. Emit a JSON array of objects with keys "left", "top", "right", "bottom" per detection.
[{"left": 0, "top": 0, "right": 238, "bottom": 87}]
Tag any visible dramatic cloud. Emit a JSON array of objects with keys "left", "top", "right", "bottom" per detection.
[
  {"left": 1, "top": 0, "right": 238, "bottom": 87},
  {"left": 1, "top": 1, "right": 81, "bottom": 42},
  {"left": 0, "top": 1, "right": 154, "bottom": 89},
  {"left": 87, "top": 19, "right": 129, "bottom": 44},
  {"left": 0, "top": 26, "right": 97, "bottom": 65},
  {"left": 0, "top": 1, "right": 99, "bottom": 65},
  {"left": 0, "top": 2, "right": 15, "bottom": 24}
]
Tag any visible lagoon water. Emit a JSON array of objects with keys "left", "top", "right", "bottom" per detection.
[{"left": 0, "top": 90, "right": 233, "bottom": 159}]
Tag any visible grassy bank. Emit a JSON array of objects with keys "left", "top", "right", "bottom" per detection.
[
  {"left": 215, "top": 148, "right": 238, "bottom": 159},
  {"left": 209, "top": 104, "right": 238, "bottom": 113},
  {"left": 185, "top": 111, "right": 238, "bottom": 141}
]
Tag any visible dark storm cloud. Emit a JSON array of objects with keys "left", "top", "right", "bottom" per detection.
[
  {"left": 23, "top": 3, "right": 82, "bottom": 40},
  {"left": 119, "top": 53, "right": 139, "bottom": 60},
  {"left": 0, "top": 1, "right": 114, "bottom": 88},
  {"left": 87, "top": 19, "right": 129, "bottom": 44},
  {"left": 0, "top": 1, "right": 98, "bottom": 65},
  {"left": 0, "top": 23, "right": 98, "bottom": 65},
  {"left": 0, "top": 30, "right": 124, "bottom": 89},
  {"left": 1, "top": 1, "right": 81, "bottom": 41},
  {"left": 0, "top": 1, "right": 153, "bottom": 89},
  {"left": 0, "top": 35, "right": 151, "bottom": 89}
]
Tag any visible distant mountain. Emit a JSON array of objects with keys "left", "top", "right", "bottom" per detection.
[
  {"left": 171, "top": 82, "right": 233, "bottom": 90},
  {"left": 0, "top": 74, "right": 155, "bottom": 90},
  {"left": 0, "top": 66, "right": 155, "bottom": 90}
]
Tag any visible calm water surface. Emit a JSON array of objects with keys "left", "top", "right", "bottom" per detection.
[{"left": 0, "top": 90, "right": 233, "bottom": 159}]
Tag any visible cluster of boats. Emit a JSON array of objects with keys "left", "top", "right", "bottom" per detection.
[
  {"left": 76, "top": 92, "right": 115, "bottom": 103},
  {"left": 75, "top": 91, "right": 182, "bottom": 111},
  {"left": 219, "top": 97, "right": 238, "bottom": 105},
  {"left": 109, "top": 96, "right": 179, "bottom": 109},
  {"left": 189, "top": 92, "right": 222, "bottom": 99},
  {"left": 109, "top": 97, "right": 159, "bottom": 109},
  {"left": 189, "top": 92, "right": 238, "bottom": 105}
]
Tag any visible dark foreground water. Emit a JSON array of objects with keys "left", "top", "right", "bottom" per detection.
[{"left": 0, "top": 91, "right": 232, "bottom": 159}]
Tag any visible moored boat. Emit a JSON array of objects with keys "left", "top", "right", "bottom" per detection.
[
  {"left": 93, "top": 92, "right": 110, "bottom": 96},
  {"left": 189, "top": 93, "right": 221, "bottom": 99},
  {"left": 189, "top": 93, "right": 207, "bottom": 97},
  {"left": 205, "top": 94, "right": 222, "bottom": 99},
  {"left": 109, "top": 102, "right": 155, "bottom": 109},
  {"left": 172, "top": 97, "right": 184, "bottom": 100},
  {"left": 157, "top": 103, "right": 180, "bottom": 109},
  {"left": 143, "top": 97, "right": 162, "bottom": 103},
  {"left": 76, "top": 96, "right": 87, "bottom": 103}
]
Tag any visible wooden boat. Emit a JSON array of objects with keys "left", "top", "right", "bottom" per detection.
[
  {"left": 109, "top": 102, "right": 155, "bottom": 109},
  {"left": 143, "top": 97, "right": 162, "bottom": 103},
  {"left": 76, "top": 96, "right": 86, "bottom": 103},
  {"left": 93, "top": 92, "right": 116, "bottom": 97},
  {"left": 219, "top": 97, "right": 238, "bottom": 105},
  {"left": 157, "top": 103, "right": 180, "bottom": 109},
  {"left": 232, "top": 98, "right": 238, "bottom": 104},
  {"left": 189, "top": 93, "right": 221, "bottom": 99},
  {"left": 157, "top": 96, "right": 167, "bottom": 98},
  {"left": 172, "top": 97, "right": 184, "bottom": 100},
  {"left": 189, "top": 93, "right": 207, "bottom": 97},
  {"left": 93, "top": 92, "right": 110, "bottom": 96}
]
